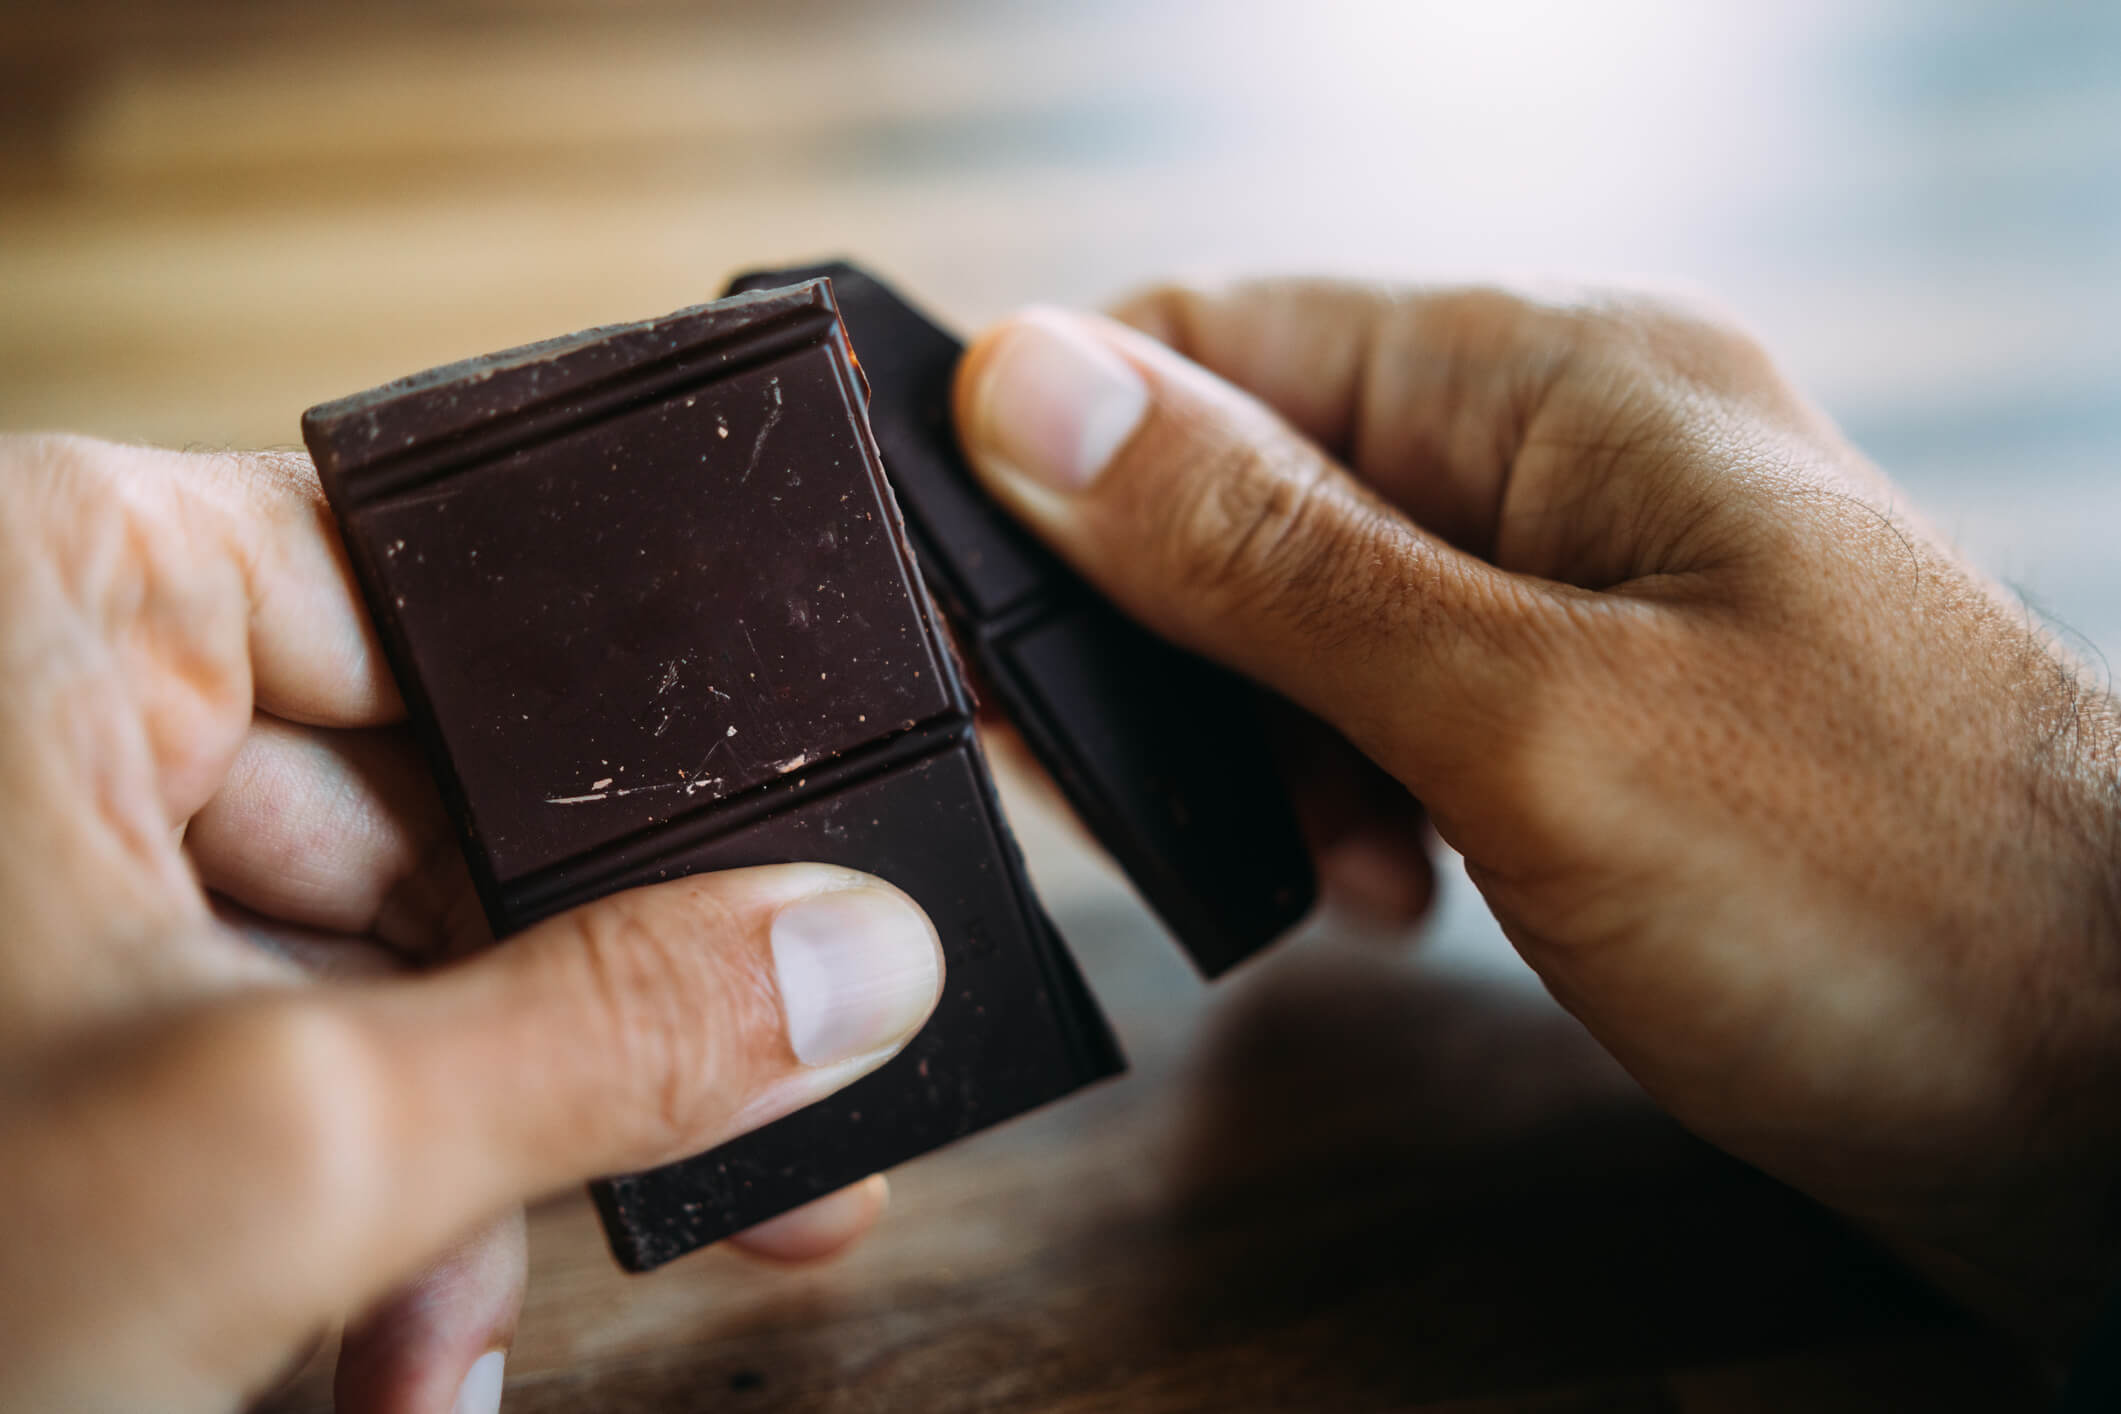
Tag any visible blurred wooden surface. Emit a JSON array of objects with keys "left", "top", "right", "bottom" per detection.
[{"left": 5, "top": 1, "right": 2117, "bottom": 1409}]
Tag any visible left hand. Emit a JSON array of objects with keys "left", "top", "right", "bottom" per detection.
[{"left": 0, "top": 435, "right": 918, "bottom": 1413}]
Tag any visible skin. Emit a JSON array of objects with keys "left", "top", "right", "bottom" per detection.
[
  {"left": 7, "top": 274, "right": 2119, "bottom": 1407},
  {"left": 953, "top": 280, "right": 2121, "bottom": 1343},
  {"left": 0, "top": 436, "right": 924, "bottom": 1412}
]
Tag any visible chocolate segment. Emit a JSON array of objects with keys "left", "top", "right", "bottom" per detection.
[
  {"left": 588, "top": 729, "right": 1116, "bottom": 1267},
  {"left": 726, "top": 263, "right": 1316, "bottom": 976},
  {"left": 304, "top": 280, "right": 1122, "bottom": 1271}
]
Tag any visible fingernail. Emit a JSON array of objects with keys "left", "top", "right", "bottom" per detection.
[
  {"left": 967, "top": 309, "right": 1149, "bottom": 493},
  {"left": 771, "top": 888, "right": 942, "bottom": 1067},
  {"left": 453, "top": 1350, "right": 505, "bottom": 1414}
]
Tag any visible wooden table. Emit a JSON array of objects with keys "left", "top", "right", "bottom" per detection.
[
  {"left": 272, "top": 891, "right": 2048, "bottom": 1412},
  {"left": 6, "top": 2, "right": 2114, "bottom": 1407}
]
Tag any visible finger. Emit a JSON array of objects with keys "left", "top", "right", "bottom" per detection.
[
  {"left": 1110, "top": 280, "right": 1397, "bottom": 458},
  {"left": 334, "top": 1210, "right": 524, "bottom": 1414},
  {"left": 953, "top": 307, "right": 1565, "bottom": 797},
  {"left": 729, "top": 1175, "right": 889, "bottom": 1264},
  {"left": 1319, "top": 829, "right": 1434, "bottom": 931},
  {"left": 2, "top": 867, "right": 943, "bottom": 1396},
  {"left": 155, "top": 446, "right": 402, "bottom": 727},
  {"left": 0, "top": 438, "right": 395, "bottom": 862},
  {"left": 1108, "top": 280, "right": 1540, "bottom": 556},
  {"left": 221, "top": 898, "right": 526, "bottom": 1414},
  {"left": 188, "top": 716, "right": 478, "bottom": 961},
  {"left": 207, "top": 893, "right": 404, "bottom": 980},
  {"left": 1269, "top": 708, "right": 1435, "bottom": 928},
  {"left": 341, "top": 864, "right": 942, "bottom": 1284},
  {"left": 1110, "top": 280, "right": 1816, "bottom": 591},
  {"left": 978, "top": 718, "right": 1098, "bottom": 851},
  {"left": 228, "top": 902, "right": 528, "bottom": 1414}
]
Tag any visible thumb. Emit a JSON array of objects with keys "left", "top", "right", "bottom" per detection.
[
  {"left": 8, "top": 864, "right": 937, "bottom": 1382},
  {"left": 358, "top": 864, "right": 943, "bottom": 1228},
  {"left": 0, "top": 866, "right": 941, "bottom": 1405},
  {"left": 953, "top": 308, "right": 1555, "bottom": 795}
]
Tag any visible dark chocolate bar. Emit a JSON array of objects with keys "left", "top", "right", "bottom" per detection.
[
  {"left": 726, "top": 262, "right": 1316, "bottom": 977},
  {"left": 303, "top": 280, "right": 1122, "bottom": 1271}
]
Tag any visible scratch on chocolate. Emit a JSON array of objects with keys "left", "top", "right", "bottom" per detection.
[{"left": 738, "top": 378, "right": 783, "bottom": 485}]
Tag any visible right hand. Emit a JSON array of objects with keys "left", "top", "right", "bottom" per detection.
[{"left": 952, "top": 280, "right": 2121, "bottom": 1340}]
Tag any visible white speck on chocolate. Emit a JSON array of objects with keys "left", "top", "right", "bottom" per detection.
[
  {"left": 546, "top": 770, "right": 715, "bottom": 806},
  {"left": 738, "top": 378, "right": 783, "bottom": 484}
]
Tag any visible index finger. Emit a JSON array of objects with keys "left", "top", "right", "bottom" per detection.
[
  {"left": 165, "top": 447, "right": 403, "bottom": 727},
  {"left": 1109, "top": 280, "right": 1566, "bottom": 559},
  {"left": 1110, "top": 279, "right": 1400, "bottom": 458}
]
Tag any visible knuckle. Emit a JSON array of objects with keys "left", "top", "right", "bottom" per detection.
[
  {"left": 1435, "top": 284, "right": 1554, "bottom": 349},
  {"left": 1595, "top": 288, "right": 1780, "bottom": 392},
  {"left": 1170, "top": 440, "right": 1311, "bottom": 604},
  {"left": 0, "top": 435, "right": 111, "bottom": 547},
  {"left": 25, "top": 433, "right": 161, "bottom": 519},
  {"left": 8, "top": 431, "right": 108, "bottom": 478},
  {"left": 1154, "top": 436, "right": 1383, "bottom": 643},
  {"left": 4, "top": 433, "right": 183, "bottom": 600},
  {"left": 555, "top": 886, "right": 781, "bottom": 1155}
]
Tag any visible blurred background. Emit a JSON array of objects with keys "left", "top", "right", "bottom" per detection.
[
  {"left": 3, "top": 0, "right": 2116, "bottom": 653},
  {"left": 3, "top": 2, "right": 2116, "bottom": 1410}
]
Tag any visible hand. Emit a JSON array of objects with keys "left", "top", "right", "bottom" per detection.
[
  {"left": 952, "top": 282, "right": 2121, "bottom": 1339},
  {"left": 0, "top": 436, "right": 944, "bottom": 1412}
]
